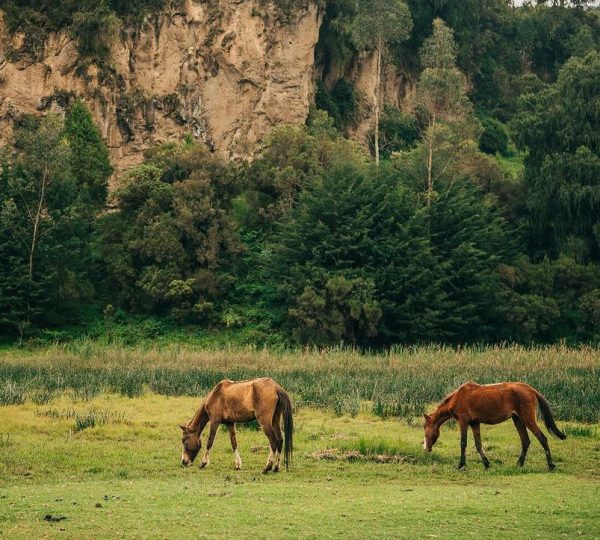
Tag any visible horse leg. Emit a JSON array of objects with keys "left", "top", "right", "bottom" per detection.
[
  {"left": 229, "top": 424, "right": 242, "bottom": 470},
  {"left": 260, "top": 422, "right": 279, "bottom": 474},
  {"left": 200, "top": 421, "right": 219, "bottom": 468},
  {"left": 512, "top": 415, "right": 530, "bottom": 467},
  {"left": 272, "top": 408, "right": 283, "bottom": 472},
  {"left": 522, "top": 416, "right": 556, "bottom": 470},
  {"left": 457, "top": 420, "right": 468, "bottom": 470},
  {"left": 471, "top": 422, "right": 490, "bottom": 469}
]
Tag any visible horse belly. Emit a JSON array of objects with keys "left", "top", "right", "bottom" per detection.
[
  {"left": 478, "top": 404, "right": 514, "bottom": 424},
  {"left": 222, "top": 395, "right": 255, "bottom": 423}
]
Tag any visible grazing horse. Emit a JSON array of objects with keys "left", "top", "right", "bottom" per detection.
[
  {"left": 423, "top": 382, "right": 566, "bottom": 470},
  {"left": 180, "top": 377, "right": 293, "bottom": 474}
]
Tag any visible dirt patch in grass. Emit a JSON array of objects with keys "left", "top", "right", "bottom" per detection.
[{"left": 310, "top": 448, "right": 412, "bottom": 464}]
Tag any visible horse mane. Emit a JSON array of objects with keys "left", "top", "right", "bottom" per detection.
[{"left": 438, "top": 388, "right": 459, "bottom": 408}]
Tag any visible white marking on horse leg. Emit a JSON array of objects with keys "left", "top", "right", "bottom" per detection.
[
  {"left": 201, "top": 450, "right": 211, "bottom": 468},
  {"left": 234, "top": 449, "right": 242, "bottom": 470},
  {"left": 273, "top": 450, "right": 281, "bottom": 471},
  {"left": 263, "top": 448, "right": 274, "bottom": 472}
]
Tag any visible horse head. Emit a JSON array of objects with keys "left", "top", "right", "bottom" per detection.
[
  {"left": 423, "top": 413, "right": 440, "bottom": 452},
  {"left": 179, "top": 425, "right": 201, "bottom": 466}
]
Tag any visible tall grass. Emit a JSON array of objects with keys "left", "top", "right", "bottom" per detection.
[{"left": 0, "top": 343, "right": 598, "bottom": 422}]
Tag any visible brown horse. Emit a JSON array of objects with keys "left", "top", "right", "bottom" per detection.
[
  {"left": 423, "top": 382, "right": 566, "bottom": 470},
  {"left": 180, "top": 377, "right": 293, "bottom": 474}
]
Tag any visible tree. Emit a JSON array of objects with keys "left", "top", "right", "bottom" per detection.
[
  {"left": 100, "top": 143, "right": 242, "bottom": 321},
  {"left": 428, "top": 178, "right": 517, "bottom": 341},
  {"left": 269, "top": 163, "right": 447, "bottom": 345},
  {"left": 417, "top": 18, "right": 473, "bottom": 207},
  {"left": 64, "top": 100, "right": 113, "bottom": 209},
  {"left": 241, "top": 112, "right": 365, "bottom": 228},
  {"left": 10, "top": 116, "right": 71, "bottom": 285},
  {"left": 511, "top": 51, "right": 600, "bottom": 262},
  {"left": 0, "top": 114, "right": 98, "bottom": 335},
  {"left": 344, "top": 0, "right": 413, "bottom": 165}
]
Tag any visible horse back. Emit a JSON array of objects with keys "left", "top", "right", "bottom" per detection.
[
  {"left": 205, "top": 378, "right": 279, "bottom": 423},
  {"left": 453, "top": 382, "right": 537, "bottom": 424}
]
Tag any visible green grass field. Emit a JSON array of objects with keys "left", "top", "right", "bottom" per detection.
[{"left": 1, "top": 345, "right": 599, "bottom": 538}]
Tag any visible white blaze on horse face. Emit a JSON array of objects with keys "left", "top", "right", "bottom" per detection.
[{"left": 234, "top": 449, "right": 242, "bottom": 470}]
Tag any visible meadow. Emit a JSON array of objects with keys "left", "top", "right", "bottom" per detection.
[{"left": 0, "top": 344, "right": 599, "bottom": 538}]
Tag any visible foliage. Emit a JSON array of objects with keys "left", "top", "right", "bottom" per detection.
[
  {"left": 240, "top": 113, "right": 365, "bottom": 228},
  {"left": 371, "top": 106, "right": 420, "bottom": 158},
  {"left": 3, "top": 0, "right": 164, "bottom": 61},
  {"left": 64, "top": 101, "right": 113, "bottom": 209},
  {"left": 336, "top": 0, "right": 413, "bottom": 163},
  {"left": 315, "top": 79, "right": 358, "bottom": 131},
  {"left": 2, "top": 1, "right": 600, "bottom": 346},
  {"left": 0, "top": 109, "right": 103, "bottom": 337},
  {"left": 511, "top": 51, "right": 600, "bottom": 262},
  {"left": 99, "top": 143, "right": 242, "bottom": 321},
  {"left": 417, "top": 18, "right": 475, "bottom": 206},
  {"left": 71, "top": 1, "right": 120, "bottom": 64},
  {"left": 479, "top": 115, "right": 509, "bottom": 156}
]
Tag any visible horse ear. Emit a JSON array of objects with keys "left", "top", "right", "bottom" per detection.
[
  {"left": 179, "top": 424, "right": 188, "bottom": 432},
  {"left": 423, "top": 413, "right": 431, "bottom": 422}
]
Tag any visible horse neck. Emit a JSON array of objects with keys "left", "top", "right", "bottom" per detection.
[
  {"left": 431, "top": 402, "right": 453, "bottom": 427},
  {"left": 188, "top": 404, "right": 209, "bottom": 434}
]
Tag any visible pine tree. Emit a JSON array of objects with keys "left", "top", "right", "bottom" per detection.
[
  {"left": 269, "top": 163, "right": 447, "bottom": 345},
  {"left": 64, "top": 100, "right": 113, "bottom": 209}
]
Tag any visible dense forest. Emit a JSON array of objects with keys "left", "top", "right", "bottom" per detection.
[{"left": 1, "top": 0, "right": 599, "bottom": 346}]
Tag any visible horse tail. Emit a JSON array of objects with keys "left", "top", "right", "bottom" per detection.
[
  {"left": 535, "top": 390, "right": 567, "bottom": 440},
  {"left": 277, "top": 388, "right": 294, "bottom": 470}
]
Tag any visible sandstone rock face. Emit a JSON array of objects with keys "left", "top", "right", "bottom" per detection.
[
  {"left": 0, "top": 1, "right": 412, "bottom": 177},
  {"left": 0, "top": 1, "right": 322, "bottom": 174},
  {"left": 343, "top": 51, "right": 416, "bottom": 146}
]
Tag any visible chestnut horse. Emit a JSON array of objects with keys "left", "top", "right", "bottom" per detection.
[
  {"left": 180, "top": 377, "right": 293, "bottom": 473},
  {"left": 423, "top": 382, "right": 566, "bottom": 470}
]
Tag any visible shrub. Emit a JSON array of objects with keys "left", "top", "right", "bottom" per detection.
[
  {"left": 373, "top": 106, "right": 420, "bottom": 158},
  {"left": 315, "top": 79, "right": 358, "bottom": 130},
  {"left": 479, "top": 115, "right": 509, "bottom": 156}
]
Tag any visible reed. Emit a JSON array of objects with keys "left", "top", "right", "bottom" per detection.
[{"left": 1, "top": 344, "right": 598, "bottom": 422}]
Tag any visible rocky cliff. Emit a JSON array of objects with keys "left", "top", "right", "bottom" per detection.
[{"left": 0, "top": 0, "right": 410, "bottom": 174}]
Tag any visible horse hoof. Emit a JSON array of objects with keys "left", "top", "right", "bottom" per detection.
[
  {"left": 548, "top": 463, "right": 556, "bottom": 471},
  {"left": 457, "top": 464, "right": 466, "bottom": 471},
  {"left": 273, "top": 467, "right": 280, "bottom": 473},
  {"left": 200, "top": 462, "right": 208, "bottom": 469},
  {"left": 262, "top": 468, "right": 270, "bottom": 475},
  {"left": 483, "top": 462, "right": 491, "bottom": 469}
]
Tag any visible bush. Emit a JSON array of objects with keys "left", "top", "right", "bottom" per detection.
[
  {"left": 71, "top": 2, "right": 120, "bottom": 64},
  {"left": 315, "top": 79, "right": 358, "bottom": 130},
  {"left": 373, "top": 107, "right": 420, "bottom": 158},
  {"left": 479, "top": 115, "right": 509, "bottom": 156}
]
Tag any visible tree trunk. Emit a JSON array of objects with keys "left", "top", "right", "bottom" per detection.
[
  {"left": 427, "top": 115, "right": 436, "bottom": 208},
  {"left": 374, "top": 43, "right": 382, "bottom": 166},
  {"left": 27, "top": 169, "right": 48, "bottom": 322}
]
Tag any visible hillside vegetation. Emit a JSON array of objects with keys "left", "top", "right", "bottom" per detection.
[{"left": 1, "top": 1, "right": 600, "bottom": 347}]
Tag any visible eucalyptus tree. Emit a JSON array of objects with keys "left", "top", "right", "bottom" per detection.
[
  {"left": 417, "top": 18, "right": 472, "bottom": 206},
  {"left": 345, "top": 0, "right": 413, "bottom": 165}
]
